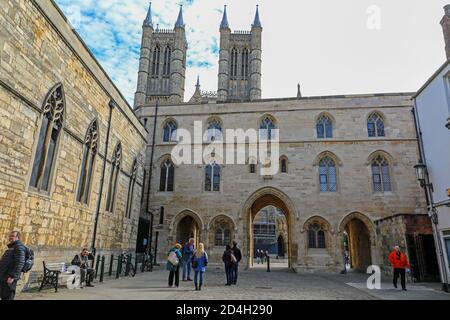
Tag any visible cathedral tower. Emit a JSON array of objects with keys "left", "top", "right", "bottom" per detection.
[
  {"left": 217, "top": 5, "right": 262, "bottom": 102},
  {"left": 134, "top": 3, "right": 187, "bottom": 108}
]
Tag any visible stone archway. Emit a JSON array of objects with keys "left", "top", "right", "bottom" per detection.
[
  {"left": 241, "top": 187, "right": 297, "bottom": 269},
  {"left": 338, "top": 212, "right": 376, "bottom": 272},
  {"left": 172, "top": 210, "right": 204, "bottom": 249}
]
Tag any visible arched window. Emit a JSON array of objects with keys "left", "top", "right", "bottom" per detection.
[
  {"left": 371, "top": 155, "right": 392, "bottom": 192},
  {"left": 319, "top": 157, "right": 336, "bottom": 192},
  {"left": 163, "top": 120, "right": 177, "bottom": 142},
  {"left": 125, "top": 159, "right": 138, "bottom": 218},
  {"left": 163, "top": 46, "right": 172, "bottom": 77},
  {"left": 215, "top": 224, "right": 231, "bottom": 246},
  {"left": 151, "top": 45, "right": 161, "bottom": 77},
  {"left": 241, "top": 48, "right": 249, "bottom": 79},
  {"left": 260, "top": 116, "right": 277, "bottom": 140},
  {"left": 30, "top": 83, "right": 65, "bottom": 192},
  {"left": 230, "top": 48, "right": 238, "bottom": 79},
  {"left": 367, "top": 112, "right": 385, "bottom": 137},
  {"left": 76, "top": 119, "right": 98, "bottom": 204},
  {"left": 316, "top": 114, "right": 333, "bottom": 138},
  {"left": 280, "top": 157, "right": 288, "bottom": 173},
  {"left": 308, "top": 223, "right": 326, "bottom": 249},
  {"left": 207, "top": 118, "right": 222, "bottom": 142},
  {"left": 105, "top": 142, "right": 122, "bottom": 213},
  {"left": 205, "top": 162, "right": 220, "bottom": 192},
  {"left": 159, "top": 159, "right": 174, "bottom": 192}
]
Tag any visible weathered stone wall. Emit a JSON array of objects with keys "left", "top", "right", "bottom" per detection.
[
  {"left": 136, "top": 94, "right": 427, "bottom": 269},
  {"left": 0, "top": 0, "right": 147, "bottom": 288}
]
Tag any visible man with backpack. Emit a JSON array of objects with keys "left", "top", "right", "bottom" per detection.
[
  {"left": 0, "top": 231, "right": 27, "bottom": 300},
  {"left": 231, "top": 241, "right": 242, "bottom": 285}
]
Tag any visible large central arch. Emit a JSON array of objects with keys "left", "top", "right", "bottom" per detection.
[{"left": 240, "top": 187, "right": 298, "bottom": 269}]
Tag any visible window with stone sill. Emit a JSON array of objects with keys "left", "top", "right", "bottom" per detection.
[
  {"left": 308, "top": 223, "right": 326, "bottom": 249},
  {"left": 319, "top": 157, "right": 337, "bottom": 192},
  {"left": 125, "top": 159, "right": 138, "bottom": 219},
  {"left": 205, "top": 162, "right": 220, "bottom": 192},
  {"left": 371, "top": 155, "right": 392, "bottom": 193},
  {"left": 316, "top": 114, "right": 333, "bottom": 139},
  {"left": 105, "top": 142, "right": 121, "bottom": 213},
  {"left": 159, "top": 159, "right": 174, "bottom": 192},
  {"left": 30, "top": 83, "right": 65, "bottom": 193},
  {"left": 163, "top": 120, "right": 177, "bottom": 142},
  {"left": 367, "top": 112, "right": 385, "bottom": 137}
]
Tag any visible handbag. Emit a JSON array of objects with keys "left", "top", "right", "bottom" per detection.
[
  {"left": 192, "top": 259, "right": 198, "bottom": 268},
  {"left": 168, "top": 251, "right": 179, "bottom": 266}
]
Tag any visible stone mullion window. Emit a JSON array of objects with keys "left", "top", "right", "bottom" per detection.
[
  {"left": 319, "top": 157, "right": 336, "bottom": 192},
  {"left": 371, "top": 155, "right": 391, "bottom": 192},
  {"left": 259, "top": 116, "right": 277, "bottom": 141},
  {"left": 207, "top": 119, "right": 222, "bottom": 142},
  {"left": 159, "top": 160, "right": 174, "bottom": 192},
  {"left": 163, "top": 120, "right": 177, "bottom": 142},
  {"left": 308, "top": 223, "right": 326, "bottom": 249},
  {"left": 316, "top": 115, "right": 333, "bottom": 138},
  {"left": 125, "top": 159, "right": 138, "bottom": 218},
  {"left": 76, "top": 120, "right": 98, "bottom": 204},
  {"left": 205, "top": 162, "right": 220, "bottom": 192},
  {"left": 30, "top": 83, "right": 65, "bottom": 192},
  {"left": 367, "top": 112, "right": 385, "bottom": 137},
  {"left": 105, "top": 143, "right": 122, "bottom": 213}
]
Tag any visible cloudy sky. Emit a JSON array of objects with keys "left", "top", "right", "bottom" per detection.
[{"left": 54, "top": 0, "right": 448, "bottom": 106}]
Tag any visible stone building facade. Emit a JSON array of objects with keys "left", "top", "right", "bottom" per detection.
[
  {"left": 134, "top": 5, "right": 434, "bottom": 274},
  {"left": 0, "top": 0, "right": 147, "bottom": 288}
]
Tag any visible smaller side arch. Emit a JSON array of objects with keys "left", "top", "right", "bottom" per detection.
[
  {"left": 313, "top": 151, "right": 343, "bottom": 167},
  {"left": 169, "top": 209, "right": 205, "bottom": 232}
]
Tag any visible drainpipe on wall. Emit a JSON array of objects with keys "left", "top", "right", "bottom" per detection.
[
  {"left": 91, "top": 100, "right": 115, "bottom": 259},
  {"left": 411, "top": 106, "right": 449, "bottom": 292},
  {"left": 146, "top": 100, "right": 159, "bottom": 264}
]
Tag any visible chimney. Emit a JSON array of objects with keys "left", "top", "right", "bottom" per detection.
[{"left": 441, "top": 5, "right": 450, "bottom": 59}]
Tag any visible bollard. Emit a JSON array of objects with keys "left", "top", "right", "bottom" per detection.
[
  {"left": 134, "top": 254, "right": 138, "bottom": 274},
  {"left": 116, "top": 254, "right": 122, "bottom": 279},
  {"left": 125, "top": 253, "right": 132, "bottom": 276},
  {"left": 267, "top": 255, "right": 270, "bottom": 272},
  {"left": 95, "top": 255, "right": 100, "bottom": 279},
  {"left": 108, "top": 254, "right": 114, "bottom": 277},
  {"left": 100, "top": 255, "right": 105, "bottom": 283}
]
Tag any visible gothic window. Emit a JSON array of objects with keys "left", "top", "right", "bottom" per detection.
[
  {"left": 259, "top": 116, "right": 277, "bottom": 140},
  {"left": 30, "top": 83, "right": 65, "bottom": 192},
  {"left": 105, "top": 143, "right": 122, "bottom": 213},
  {"left": 241, "top": 49, "right": 249, "bottom": 79},
  {"left": 250, "top": 163, "right": 256, "bottom": 173},
  {"left": 205, "top": 162, "right": 220, "bottom": 192},
  {"left": 230, "top": 48, "right": 238, "bottom": 80},
  {"left": 207, "top": 118, "right": 222, "bottom": 142},
  {"left": 159, "top": 159, "right": 174, "bottom": 192},
  {"left": 368, "top": 112, "right": 385, "bottom": 137},
  {"left": 163, "top": 46, "right": 172, "bottom": 77},
  {"left": 371, "top": 155, "right": 392, "bottom": 192},
  {"left": 151, "top": 45, "right": 161, "bottom": 77},
  {"left": 316, "top": 114, "right": 333, "bottom": 138},
  {"left": 308, "top": 223, "right": 326, "bottom": 249},
  {"left": 280, "top": 157, "right": 288, "bottom": 173},
  {"left": 215, "top": 224, "right": 231, "bottom": 246},
  {"left": 76, "top": 119, "right": 98, "bottom": 204},
  {"left": 159, "top": 206, "right": 165, "bottom": 225},
  {"left": 319, "top": 157, "right": 337, "bottom": 192},
  {"left": 163, "top": 120, "right": 177, "bottom": 142},
  {"left": 125, "top": 159, "right": 138, "bottom": 218}
]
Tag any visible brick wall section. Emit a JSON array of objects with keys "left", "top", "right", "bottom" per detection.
[{"left": 0, "top": 0, "right": 147, "bottom": 288}]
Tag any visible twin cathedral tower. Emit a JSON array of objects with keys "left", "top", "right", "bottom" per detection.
[{"left": 134, "top": 3, "right": 263, "bottom": 107}]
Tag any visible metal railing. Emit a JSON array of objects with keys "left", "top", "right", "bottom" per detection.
[{"left": 93, "top": 252, "right": 153, "bottom": 283}]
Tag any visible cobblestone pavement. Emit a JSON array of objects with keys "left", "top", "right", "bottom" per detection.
[{"left": 18, "top": 263, "right": 450, "bottom": 300}]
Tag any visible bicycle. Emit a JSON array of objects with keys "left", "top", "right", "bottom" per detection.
[
  {"left": 120, "top": 252, "right": 136, "bottom": 277},
  {"left": 142, "top": 253, "right": 153, "bottom": 272}
]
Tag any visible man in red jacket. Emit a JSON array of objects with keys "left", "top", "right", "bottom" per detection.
[{"left": 388, "top": 246, "right": 410, "bottom": 291}]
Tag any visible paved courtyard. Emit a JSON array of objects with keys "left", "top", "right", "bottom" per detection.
[{"left": 17, "top": 262, "right": 450, "bottom": 300}]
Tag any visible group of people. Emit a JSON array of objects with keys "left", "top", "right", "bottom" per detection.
[
  {"left": 255, "top": 249, "right": 269, "bottom": 264},
  {"left": 166, "top": 238, "right": 242, "bottom": 290}
]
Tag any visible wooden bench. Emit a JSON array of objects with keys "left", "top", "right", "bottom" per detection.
[{"left": 39, "top": 261, "right": 74, "bottom": 292}]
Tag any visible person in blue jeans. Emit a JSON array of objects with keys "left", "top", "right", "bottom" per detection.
[
  {"left": 192, "top": 243, "right": 208, "bottom": 291},
  {"left": 231, "top": 241, "right": 242, "bottom": 285},
  {"left": 182, "top": 238, "right": 195, "bottom": 281}
]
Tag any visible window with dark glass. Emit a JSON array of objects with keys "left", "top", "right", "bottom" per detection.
[
  {"left": 319, "top": 157, "right": 336, "bottom": 192},
  {"left": 205, "top": 162, "right": 220, "bottom": 191},
  {"left": 105, "top": 143, "right": 122, "bottom": 213},
  {"left": 163, "top": 120, "right": 177, "bottom": 142},
  {"left": 308, "top": 223, "right": 326, "bottom": 249},
  {"left": 316, "top": 115, "right": 333, "bottom": 138},
  {"left": 159, "top": 159, "right": 174, "bottom": 192},
  {"left": 371, "top": 155, "right": 391, "bottom": 192},
  {"left": 125, "top": 159, "right": 138, "bottom": 218},
  {"left": 368, "top": 113, "right": 385, "bottom": 137}
]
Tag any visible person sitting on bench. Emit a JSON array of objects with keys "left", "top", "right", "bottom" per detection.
[{"left": 71, "top": 248, "right": 95, "bottom": 288}]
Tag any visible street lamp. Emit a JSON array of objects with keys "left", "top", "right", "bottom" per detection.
[{"left": 414, "top": 161, "right": 433, "bottom": 191}]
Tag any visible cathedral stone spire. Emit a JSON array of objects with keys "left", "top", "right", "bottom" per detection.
[
  {"left": 143, "top": 2, "right": 153, "bottom": 27},
  {"left": 175, "top": 5, "right": 184, "bottom": 28},
  {"left": 252, "top": 5, "right": 261, "bottom": 28},
  {"left": 297, "top": 84, "right": 302, "bottom": 98},
  {"left": 220, "top": 5, "right": 229, "bottom": 29},
  {"left": 189, "top": 75, "right": 202, "bottom": 103}
]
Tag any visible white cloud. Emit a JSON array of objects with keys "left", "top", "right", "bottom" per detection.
[{"left": 55, "top": 0, "right": 449, "bottom": 106}]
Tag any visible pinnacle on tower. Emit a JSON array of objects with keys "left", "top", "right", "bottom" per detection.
[
  {"left": 220, "top": 5, "right": 229, "bottom": 29},
  {"left": 252, "top": 5, "right": 261, "bottom": 28},
  {"left": 297, "top": 84, "right": 302, "bottom": 98},
  {"left": 143, "top": 2, "right": 153, "bottom": 27},
  {"left": 196, "top": 75, "right": 200, "bottom": 88},
  {"left": 175, "top": 5, "right": 184, "bottom": 28}
]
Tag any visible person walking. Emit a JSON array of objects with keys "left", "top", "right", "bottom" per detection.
[
  {"left": 182, "top": 238, "right": 195, "bottom": 281},
  {"left": 256, "top": 249, "right": 261, "bottom": 264},
  {"left": 231, "top": 241, "right": 242, "bottom": 285},
  {"left": 192, "top": 243, "right": 208, "bottom": 291},
  {"left": 167, "top": 243, "right": 182, "bottom": 288},
  {"left": 388, "top": 245, "right": 410, "bottom": 291},
  {"left": 0, "top": 231, "right": 26, "bottom": 300},
  {"left": 222, "top": 245, "right": 234, "bottom": 285}
]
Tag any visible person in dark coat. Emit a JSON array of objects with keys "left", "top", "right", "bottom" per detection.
[
  {"left": 222, "top": 245, "right": 234, "bottom": 285},
  {"left": 231, "top": 241, "right": 242, "bottom": 285},
  {"left": 71, "top": 248, "right": 95, "bottom": 287},
  {"left": 0, "top": 231, "right": 26, "bottom": 300},
  {"left": 166, "top": 243, "right": 182, "bottom": 288}
]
